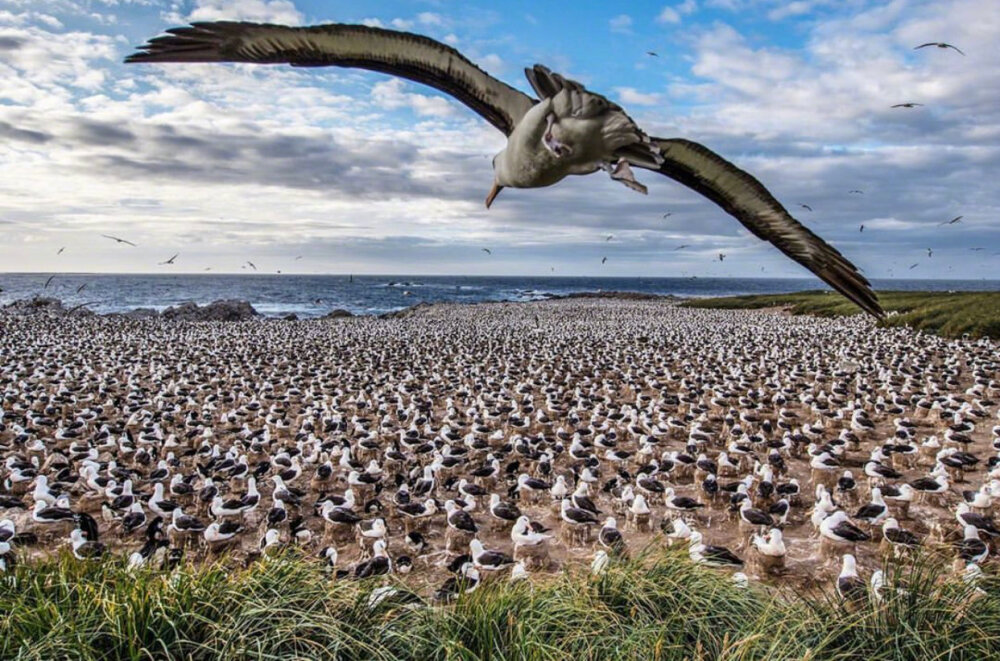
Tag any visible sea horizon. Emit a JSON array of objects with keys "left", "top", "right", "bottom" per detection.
[{"left": 2, "top": 272, "right": 998, "bottom": 319}]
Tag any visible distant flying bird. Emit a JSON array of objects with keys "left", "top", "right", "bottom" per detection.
[
  {"left": 859, "top": 225, "right": 864, "bottom": 233},
  {"left": 204, "top": 267, "right": 212, "bottom": 271},
  {"left": 125, "top": 19, "right": 883, "bottom": 318},
  {"left": 799, "top": 204, "right": 813, "bottom": 212},
  {"left": 848, "top": 190, "right": 863, "bottom": 194},
  {"left": 915, "top": 42, "right": 964, "bottom": 55},
  {"left": 940, "top": 216, "right": 963, "bottom": 226},
  {"left": 891, "top": 103, "right": 923, "bottom": 108},
  {"left": 247, "top": 261, "right": 257, "bottom": 271},
  {"left": 294, "top": 255, "right": 303, "bottom": 260},
  {"left": 159, "top": 253, "right": 179, "bottom": 265},
  {"left": 76, "top": 283, "right": 88, "bottom": 294},
  {"left": 909, "top": 263, "right": 919, "bottom": 269},
  {"left": 970, "top": 248, "right": 984, "bottom": 252},
  {"left": 102, "top": 234, "right": 137, "bottom": 246},
  {"left": 926, "top": 248, "right": 932, "bottom": 258},
  {"left": 646, "top": 51, "right": 658, "bottom": 57},
  {"left": 718, "top": 253, "right": 726, "bottom": 262},
  {"left": 43, "top": 275, "right": 56, "bottom": 289},
  {"left": 662, "top": 212, "right": 673, "bottom": 218},
  {"left": 673, "top": 244, "right": 689, "bottom": 250},
  {"left": 57, "top": 247, "right": 65, "bottom": 255},
  {"left": 606, "top": 234, "right": 614, "bottom": 241},
  {"left": 601, "top": 256, "right": 608, "bottom": 264},
  {"left": 67, "top": 301, "right": 97, "bottom": 315},
  {"left": 481, "top": 248, "right": 492, "bottom": 255}
]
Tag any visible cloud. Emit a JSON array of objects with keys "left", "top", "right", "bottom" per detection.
[
  {"left": 657, "top": 8, "right": 681, "bottom": 24},
  {"left": 616, "top": 87, "right": 663, "bottom": 106},
  {"left": 371, "top": 78, "right": 457, "bottom": 118},
  {"left": 186, "top": 0, "right": 303, "bottom": 25},
  {"left": 0, "top": 0, "right": 997, "bottom": 280},
  {"left": 0, "top": 119, "right": 52, "bottom": 143},
  {"left": 609, "top": 14, "right": 633, "bottom": 34},
  {"left": 659, "top": 0, "right": 698, "bottom": 23}
]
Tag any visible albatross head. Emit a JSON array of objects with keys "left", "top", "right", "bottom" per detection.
[{"left": 485, "top": 152, "right": 507, "bottom": 208}]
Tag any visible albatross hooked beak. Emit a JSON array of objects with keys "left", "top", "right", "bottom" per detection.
[{"left": 485, "top": 182, "right": 504, "bottom": 209}]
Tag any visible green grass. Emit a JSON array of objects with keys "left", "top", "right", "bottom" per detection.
[
  {"left": 2, "top": 548, "right": 999, "bottom": 660},
  {"left": 680, "top": 290, "right": 1000, "bottom": 339}
]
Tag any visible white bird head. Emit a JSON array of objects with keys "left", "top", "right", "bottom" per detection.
[{"left": 840, "top": 553, "right": 858, "bottom": 577}]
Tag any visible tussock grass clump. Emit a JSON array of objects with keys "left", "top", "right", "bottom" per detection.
[
  {"left": 681, "top": 290, "right": 1000, "bottom": 339},
  {"left": 1, "top": 548, "right": 998, "bottom": 660}
]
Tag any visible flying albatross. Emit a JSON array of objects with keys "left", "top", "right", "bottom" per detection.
[{"left": 126, "top": 21, "right": 882, "bottom": 317}]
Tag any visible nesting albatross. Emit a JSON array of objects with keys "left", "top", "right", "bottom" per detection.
[{"left": 126, "top": 21, "right": 882, "bottom": 317}]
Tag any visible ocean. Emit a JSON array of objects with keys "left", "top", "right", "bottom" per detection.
[{"left": 1, "top": 273, "right": 998, "bottom": 318}]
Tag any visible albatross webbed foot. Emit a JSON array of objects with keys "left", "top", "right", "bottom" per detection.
[
  {"left": 605, "top": 158, "right": 648, "bottom": 194},
  {"left": 542, "top": 113, "right": 572, "bottom": 157}
]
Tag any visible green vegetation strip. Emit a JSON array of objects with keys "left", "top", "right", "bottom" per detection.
[
  {"left": 2, "top": 548, "right": 999, "bottom": 660},
  {"left": 681, "top": 290, "right": 1000, "bottom": 339}
]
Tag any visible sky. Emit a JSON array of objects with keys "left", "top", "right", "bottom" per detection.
[{"left": 0, "top": 0, "right": 998, "bottom": 278}]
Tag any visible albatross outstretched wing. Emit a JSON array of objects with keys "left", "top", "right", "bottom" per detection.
[
  {"left": 635, "top": 138, "right": 883, "bottom": 318},
  {"left": 126, "top": 22, "right": 535, "bottom": 136}
]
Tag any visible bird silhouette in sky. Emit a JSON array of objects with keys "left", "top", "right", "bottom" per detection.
[
  {"left": 159, "top": 253, "right": 179, "bottom": 265},
  {"left": 102, "top": 234, "right": 137, "bottom": 246},
  {"left": 859, "top": 225, "right": 865, "bottom": 232},
  {"left": 799, "top": 204, "right": 813, "bottom": 212},
  {"left": 481, "top": 248, "right": 492, "bottom": 255},
  {"left": 915, "top": 42, "right": 964, "bottom": 55},
  {"left": 247, "top": 261, "right": 257, "bottom": 270},
  {"left": 939, "top": 215, "right": 963, "bottom": 226},
  {"left": 718, "top": 253, "right": 726, "bottom": 262},
  {"left": 891, "top": 103, "right": 923, "bottom": 108},
  {"left": 601, "top": 256, "right": 608, "bottom": 264},
  {"left": 57, "top": 247, "right": 65, "bottom": 255},
  {"left": 673, "top": 244, "right": 689, "bottom": 250}
]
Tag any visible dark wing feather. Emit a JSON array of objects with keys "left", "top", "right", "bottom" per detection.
[
  {"left": 126, "top": 22, "right": 535, "bottom": 136},
  {"left": 634, "top": 138, "right": 883, "bottom": 318}
]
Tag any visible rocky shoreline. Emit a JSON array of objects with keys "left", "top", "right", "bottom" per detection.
[{"left": 0, "top": 291, "right": 675, "bottom": 322}]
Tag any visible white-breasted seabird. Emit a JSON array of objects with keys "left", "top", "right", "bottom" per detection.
[
  {"left": 819, "top": 511, "right": 871, "bottom": 544},
  {"left": 470, "top": 538, "right": 514, "bottom": 571},
  {"left": 956, "top": 525, "right": 989, "bottom": 564},
  {"left": 836, "top": 554, "right": 866, "bottom": 603},
  {"left": 125, "top": 21, "right": 882, "bottom": 317},
  {"left": 881, "top": 518, "right": 920, "bottom": 549}
]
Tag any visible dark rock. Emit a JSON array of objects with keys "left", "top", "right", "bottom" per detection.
[
  {"left": 160, "top": 299, "right": 259, "bottom": 322},
  {"left": 282, "top": 313, "right": 299, "bottom": 321},
  {"left": 2, "top": 297, "right": 67, "bottom": 316},
  {"left": 121, "top": 308, "right": 159, "bottom": 319},
  {"left": 321, "top": 309, "right": 353, "bottom": 319}
]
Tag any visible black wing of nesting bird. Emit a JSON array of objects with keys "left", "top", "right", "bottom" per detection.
[{"left": 126, "top": 21, "right": 882, "bottom": 318}]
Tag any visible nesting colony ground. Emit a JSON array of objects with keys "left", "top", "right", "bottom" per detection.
[{"left": 1, "top": 299, "right": 999, "bottom": 595}]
